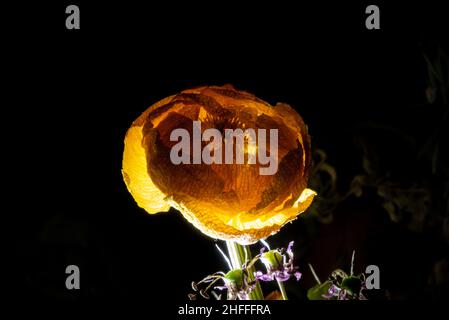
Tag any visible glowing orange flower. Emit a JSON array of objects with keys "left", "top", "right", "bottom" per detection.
[{"left": 122, "top": 85, "right": 315, "bottom": 244}]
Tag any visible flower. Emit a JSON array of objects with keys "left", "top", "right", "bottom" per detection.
[
  {"left": 189, "top": 269, "right": 257, "bottom": 300},
  {"left": 215, "top": 269, "right": 257, "bottom": 300},
  {"left": 255, "top": 241, "right": 302, "bottom": 282},
  {"left": 322, "top": 284, "right": 342, "bottom": 299},
  {"left": 319, "top": 252, "right": 368, "bottom": 300},
  {"left": 322, "top": 279, "right": 367, "bottom": 300},
  {"left": 122, "top": 85, "right": 315, "bottom": 244}
]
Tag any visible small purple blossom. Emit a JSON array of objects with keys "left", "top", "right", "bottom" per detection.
[
  {"left": 214, "top": 276, "right": 256, "bottom": 300},
  {"left": 190, "top": 263, "right": 258, "bottom": 300},
  {"left": 322, "top": 284, "right": 341, "bottom": 299},
  {"left": 319, "top": 252, "right": 369, "bottom": 300},
  {"left": 323, "top": 282, "right": 367, "bottom": 300},
  {"left": 255, "top": 241, "right": 302, "bottom": 283}
]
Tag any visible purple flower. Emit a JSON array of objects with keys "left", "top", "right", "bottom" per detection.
[
  {"left": 322, "top": 284, "right": 341, "bottom": 299},
  {"left": 320, "top": 251, "right": 369, "bottom": 300},
  {"left": 254, "top": 241, "right": 302, "bottom": 283},
  {"left": 214, "top": 268, "right": 257, "bottom": 300},
  {"left": 322, "top": 277, "right": 368, "bottom": 300},
  {"left": 190, "top": 268, "right": 257, "bottom": 300}
]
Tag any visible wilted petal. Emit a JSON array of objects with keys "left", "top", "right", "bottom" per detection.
[
  {"left": 286, "top": 241, "right": 295, "bottom": 257},
  {"left": 323, "top": 284, "right": 340, "bottom": 299},
  {"left": 254, "top": 271, "right": 275, "bottom": 282},
  {"left": 274, "top": 271, "right": 291, "bottom": 282}
]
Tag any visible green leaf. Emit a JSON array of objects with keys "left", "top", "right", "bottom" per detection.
[
  {"left": 224, "top": 269, "right": 244, "bottom": 287},
  {"left": 307, "top": 281, "right": 332, "bottom": 300}
]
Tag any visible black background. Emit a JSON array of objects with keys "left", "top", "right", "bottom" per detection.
[{"left": 7, "top": 0, "right": 449, "bottom": 315}]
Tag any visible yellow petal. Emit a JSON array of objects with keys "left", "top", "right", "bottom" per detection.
[
  {"left": 122, "top": 125, "right": 170, "bottom": 213},
  {"left": 165, "top": 188, "right": 316, "bottom": 244}
]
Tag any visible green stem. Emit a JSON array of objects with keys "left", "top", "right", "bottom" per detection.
[
  {"left": 226, "top": 241, "right": 264, "bottom": 300},
  {"left": 276, "top": 278, "right": 289, "bottom": 300}
]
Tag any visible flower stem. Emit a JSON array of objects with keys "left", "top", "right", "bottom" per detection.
[
  {"left": 226, "top": 240, "right": 264, "bottom": 300},
  {"left": 276, "top": 278, "right": 289, "bottom": 300}
]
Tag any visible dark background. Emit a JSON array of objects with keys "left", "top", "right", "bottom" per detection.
[{"left": 8, "top": 0, "right": 449, "bottom": 308}]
